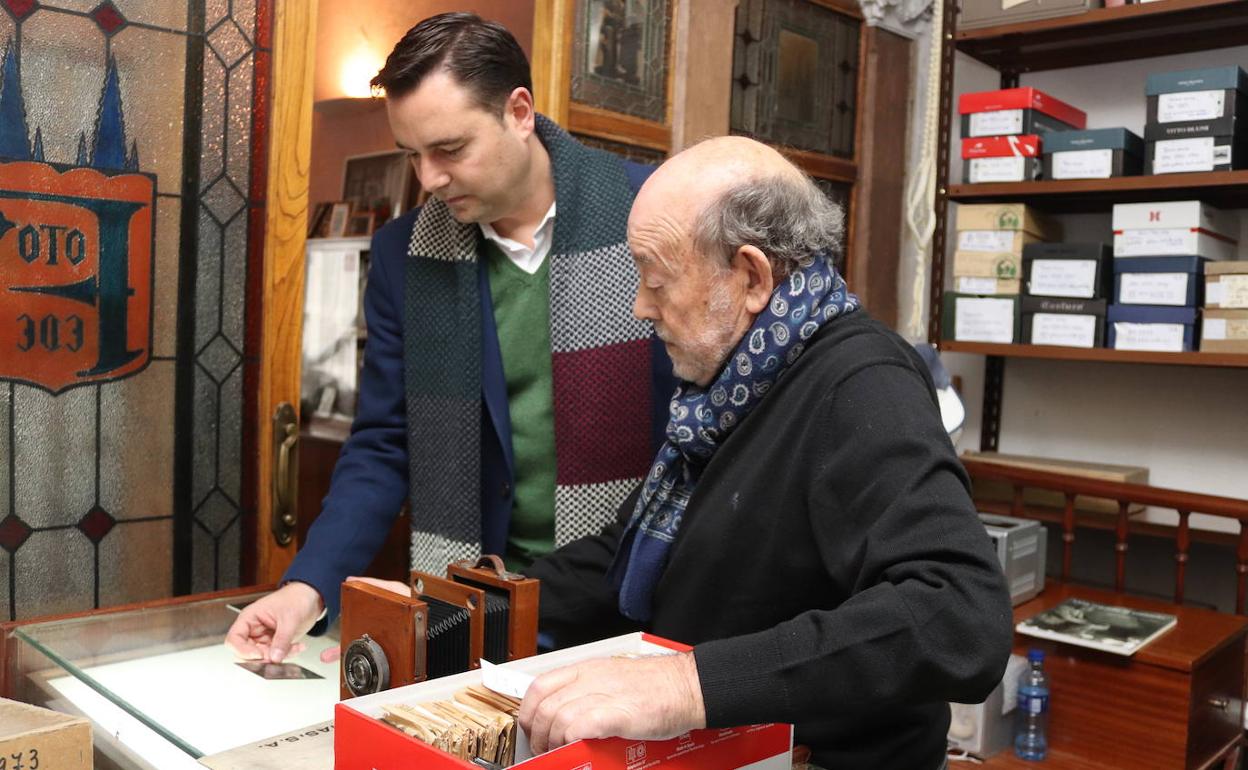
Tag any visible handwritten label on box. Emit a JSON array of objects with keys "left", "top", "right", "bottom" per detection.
[
  {"left": 1029, "top": 260, "right": 1097, "bottom": 298},
  {"left": 1113, "top": 322, "right": 1185, "bottom": 352},
  {"left": 1157, "top": 90, "right": 1225, "bottom": 123},
  {"left": 1118, "top": 273, "right": 1189, "bottom": 306},
  {"left": 1052, "top": 149, "right": 1113, "bottom": 180}
]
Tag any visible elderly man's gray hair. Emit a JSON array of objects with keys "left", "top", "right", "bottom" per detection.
[{"left": 692, "top": 173, "right": 845, "bottom": 278}]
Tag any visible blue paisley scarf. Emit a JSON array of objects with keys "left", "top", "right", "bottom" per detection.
[{"left": 609, "top": 251, "right": 859, "bottom": 621}]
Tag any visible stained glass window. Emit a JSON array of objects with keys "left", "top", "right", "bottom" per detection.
[
  {"left": 731, "top": 0, "right": 860, "bottom": 159},
  {"left": 571, "top": 0, "right": 672, "bottom": 124},
  {"left": 0, "top": 0, "right": 272, "bottom": 620}
]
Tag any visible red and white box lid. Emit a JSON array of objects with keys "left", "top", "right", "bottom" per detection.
[
  {"left": 958, "top": 87, "right": 1087, "bottom": 128},
  {"left": 962, "top": 135, "right": 1042, "bottom": 159}
]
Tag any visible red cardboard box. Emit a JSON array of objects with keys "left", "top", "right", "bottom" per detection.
[
  {"left": 958, "top": 88, "right": 1087, "bottom": 129},
  {"left": 334, "top": 632, "right": 794, "bottom": 770},
  {"left": 962, "top": 136, "right": 1043, "bottom": 183}
]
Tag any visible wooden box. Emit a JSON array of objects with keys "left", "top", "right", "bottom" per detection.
[
  {"left": 986, "top": 583, "right": 1246, "bottom": 769},
  {"left": 964, "top": 451, "right": 1148, "bottom": 515}
]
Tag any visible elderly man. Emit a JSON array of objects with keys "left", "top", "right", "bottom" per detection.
[{"left": 519, "top": 137, "right": 1014, "bottom": 769}]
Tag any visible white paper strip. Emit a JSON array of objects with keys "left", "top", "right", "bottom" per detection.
[
  {"left": 1029, "top": 260, "right": 1097, "bottom": 298},
  {"left": 1207, "top": 281, "right": 1226, "bottom": 306},
  {"left": 1204, "top": 318, "right": 1228, "bottom": 340},
  {"left": 1157, "top": 90, "right": 1225, "bottom": 123},
  {"left": 969, "top": 156, "right": 1027, "bottom": 183},
  {"left": 480, "top": 658, "right": 535, "bottom": 700},
  {"left": 1031, "top": 313, "right": 1097, "bottom": 348},
  {"left": 969, "top": 109, "right": 1024, "bottom": 137},
  {"left": 955, "top": 297, "right": 1015, "bottom": 343},
  {"left": 958, "top": 276, "right": 1005, "bottom": 295},
  {"left": 1113, "top": 322, "right": 1185, "bottom": 352},
  {"left": 1052, "top": 149, "right": 1113, "bottom": 180},
  {"left": 1153, "top": 137, "right": 1216, "bottom": 174},
  {"left": 1223, "top": 275, "right": 1248, "bottom": 308},
  {"left": 958, "top": 230, "right": 1017, "bottom": 253},
  {"left": 1118, "top": 273, "right": 1189, "bottom": 305}
]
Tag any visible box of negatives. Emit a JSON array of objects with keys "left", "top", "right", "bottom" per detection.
[
  {"left": 1023, "top": 242, "right": 1112, "bottom": 299},
  {"left": 1107, "top": 304, "right": 1199, "bottom": 352},
  {"left": 1200, "top": 309, "right": 1248, "bottom": 353},
  {"left": 942, "top": 293, "right": 1020, "bottom": 344},
  {"left": 1042, "top": 128, "right": 1143, "bottom": 179},
  {"left": 1021, "top": 296, "right": 1107, "bottom": 348},
  {"left": 1205, "top": 261, "right": 1248, "bottom": 309},
  {"left": 335, "top": 633, "right": 793, "bottom": 770},
  {"left": 1145, "top": 66, "right": 1248, "bottom": 142},
  {"left": 1112, "top": 200, "right": 1240, "bottom": 236},
  {"left": 959, "top": 87, "right": 1086, "bottom": 137},
  {"left": 956, "top": 203, "right": 1061, "bottom": 240},
  {"left": 962, "top": 135, "right": 1043, "bottom": 183},
  {"left": 1146, "top": 135, "right": 1248, "bottom": 174},
  {"left": 1113, "top": 256, "right": 1205, "bottom": 307}
]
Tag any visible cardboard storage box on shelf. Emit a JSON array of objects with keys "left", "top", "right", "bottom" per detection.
[
  {"left": 335, "top": 633, "right": 793, "bottom": 770},
  {"left": 958, "top": 87, "right": 1087, "bottom": 137},
  {"left": 963, "top": 451, "right": 1148, "bottom": 515},
  {"left": 953, "top": 229, "right": 1038, "bottom": 292},
  {"left": 956, "top": 203, "right": 1061, "bottom": 241},
  {"left": 1204, "top": 261, "right": 1248, "bottom": 309},
  {"left": 1112, "top": 200, "right": 1240, "bottom": 260},
  {"left": 1200, "top": 309, "right": 1248, "bottom": 353},
  {"left": 1023, "top": 242, "right": 1112, "bottom": 299},
  {"left": 1020, "top": 296, "right": 1106, "bottom": 348},
  {"left": 1113, "top": 256, "right": 1205, "bottom": 307},
  {"left": 1106, "top": 304, "right": 1199, "bottom": 352},
  {"left": 941, "top": 293, "right": 1020, "bottom": 343},
  {"left": 1041, "top": 128, "right": 1143, "bottom": 180},
  {"left": 957, "top": 0, "right": 1100, "bottom": 30},
  {"left": 962, "top": 135, "right": 1043, "bottom": 183},
  {"left": 1145, "top": 66, "right": 1248, "bottom": 142},
  {"left": 0, "top": 698, "right": 92, "bottom": 770}
]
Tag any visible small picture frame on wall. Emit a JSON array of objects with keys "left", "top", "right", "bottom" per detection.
[
  {"left": 326, "top": 202, "right": 352, "bottom": 238},
  {"left": 342, "top": 150, "right": 415, "bottom": 226},
  {"left": 346, "top": 211, "right": 376, "bottom": 238}
]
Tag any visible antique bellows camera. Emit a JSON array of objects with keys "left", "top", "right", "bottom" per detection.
[{"left": 339, "top": 555, "right": 539, "bottom": 699}]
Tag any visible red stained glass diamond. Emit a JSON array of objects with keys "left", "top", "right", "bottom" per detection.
[
  {"left": 0, "top": 514, "right": 32, "bottom": 553},
  {"left": 78, "top": 505, "right": 116, "bottom": 544},
  {"left": 1, "top": 0, "right": 37, "bottom": 20},
  {"left": 90, "top": 1, "right": 126, "bottom": 35}
]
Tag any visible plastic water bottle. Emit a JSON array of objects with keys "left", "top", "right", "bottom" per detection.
[{"left": 1014, "top": 648, "right": 1049, "bottom": 760}]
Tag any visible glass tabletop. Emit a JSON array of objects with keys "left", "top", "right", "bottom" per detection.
[{"left": 6, "top": 589, "right": 340, "bottom": 770}]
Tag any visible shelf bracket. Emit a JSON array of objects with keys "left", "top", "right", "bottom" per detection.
[{"left": 980, "top": 355, "right": 1005, "bottom": 452}]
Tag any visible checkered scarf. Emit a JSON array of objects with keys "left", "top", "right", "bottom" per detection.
[
  {"left": 402, "top": 116, "right": 656, "bottom": 573},
  {"left": 610, "top": 252, "right": 859, "bottom": 621}
]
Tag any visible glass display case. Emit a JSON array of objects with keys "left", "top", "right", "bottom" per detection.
[{"left": 3, "top": 589, "right": 340, "bottom": 770}]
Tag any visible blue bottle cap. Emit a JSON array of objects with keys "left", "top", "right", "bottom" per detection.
[{"left": 1028, "top": 648, "right": 1045, "bottom": 663}]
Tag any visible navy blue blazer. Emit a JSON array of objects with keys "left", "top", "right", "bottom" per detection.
[{"left": 285, "top": 162, "right": 673, "bottom": 626}]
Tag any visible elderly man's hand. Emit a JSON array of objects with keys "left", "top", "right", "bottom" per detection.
[{"left": 518, "top": 652, "right": 706, "bottom": 755}]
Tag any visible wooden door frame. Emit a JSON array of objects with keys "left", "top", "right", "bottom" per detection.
[{"left": 252, "top": 0, "right": 318, "bottom": 585}]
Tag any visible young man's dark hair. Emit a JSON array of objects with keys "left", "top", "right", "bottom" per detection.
[{"left": 371, "top": 12, "right": 533, "bottom": 113}]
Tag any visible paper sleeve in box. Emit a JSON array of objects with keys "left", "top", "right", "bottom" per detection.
[{"left": 333, "top": 633, "right": 793, "bottom": 770}]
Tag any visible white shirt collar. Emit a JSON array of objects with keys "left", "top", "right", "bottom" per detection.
[{"left": 478, "top": 201, "right": 557, "bottom": 275}]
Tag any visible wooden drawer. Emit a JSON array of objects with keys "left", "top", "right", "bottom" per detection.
[{"left": 989, "top": 583, "right": 1246, "bottom": 769}]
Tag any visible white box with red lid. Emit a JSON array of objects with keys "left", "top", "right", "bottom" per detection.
[{"left": 334, "top": 632, "right": 793, "bottom": 770}]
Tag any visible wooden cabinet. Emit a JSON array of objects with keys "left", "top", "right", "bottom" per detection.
[{"left": 983, "top": 583, "right": 1246, "bottom": 768}]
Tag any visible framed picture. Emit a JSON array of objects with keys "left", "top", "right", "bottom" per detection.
[
  {"left": 341, "top": 150, "right": 416, "bottom": 226},
  {"left": 326, "top": 202, "right": 352, "bottom": 238},
  {"left": 307, "top": 201, "right": 332, "bottom": 238},
  {"left": 571, "top": 0, "right": 672, "bottom": 124},
  {"left": 346, "top": 211, "right": 376, "bottom": 238}
]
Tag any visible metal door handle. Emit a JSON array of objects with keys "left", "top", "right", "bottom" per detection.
[{"left": 271, "top": 402, "right": 299, "bottom": 546}]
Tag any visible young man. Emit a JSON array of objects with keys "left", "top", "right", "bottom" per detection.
[
  {"left": 518, "top": 137, "right": 1013, "bottom": 769},
  {"left": 226, "top": 13, "right": 672, "bottom": 664}
]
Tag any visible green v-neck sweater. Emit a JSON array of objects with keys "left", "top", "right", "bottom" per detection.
[{"left": 482, "top": 239, "right": 557, "bottom": 567}]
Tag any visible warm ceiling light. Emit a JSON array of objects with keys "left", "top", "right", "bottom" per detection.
[{"left": 339, "top": 46, "right": 383, "bottom": 99}]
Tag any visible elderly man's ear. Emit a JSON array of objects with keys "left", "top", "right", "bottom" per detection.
[{"left": 732, "top": 244, "right": 776, "bottom": 314}]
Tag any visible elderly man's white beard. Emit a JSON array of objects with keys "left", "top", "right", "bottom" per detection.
[{"left": 672, "top": 276, "right": 743, "bottom": 386}]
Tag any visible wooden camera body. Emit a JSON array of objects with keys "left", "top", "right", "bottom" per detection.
[{"left": 339, "top": 555, "right": 540, "bottom": 699}]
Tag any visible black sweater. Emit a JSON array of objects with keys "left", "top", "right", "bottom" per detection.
[{"left": 526, "top": 311, "right": 1014, "bottom": 769}]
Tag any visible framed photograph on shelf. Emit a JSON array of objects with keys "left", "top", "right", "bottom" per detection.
[
  {"left": 341, "top": 150, "right": 416, "bottom": 226},
  {"left": 307, "top": 201, "right": 331, "bottom": 237},
  {"left": 326, "top": 202, "right": 351, "bottom": 238},
  {"left": 346, "top": 211, "right": 376, "bottom": 238}
]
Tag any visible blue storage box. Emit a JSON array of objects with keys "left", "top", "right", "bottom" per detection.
[
  {"left": 1106, "top": 304, "right": 1199, "bottom": 352},
  {"left": 1041, "top": 128, "right": 1144, "bottom": 179},
  {"left": 1145, "top": 66, "right": 1248, "bottom": 142},
  {"left": 1112, "top": 256, "right": 1206, "bottom": 307}
]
